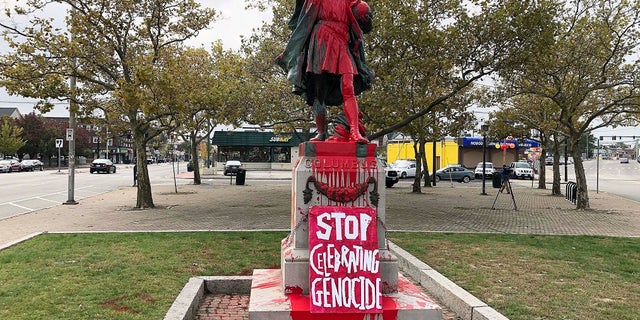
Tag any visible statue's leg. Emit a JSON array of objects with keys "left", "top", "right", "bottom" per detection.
[
  {"left": 342, "top": 73, "right": 368, "bottom": 143},
  {"left": 310, "top": 99, "right": 327, "bottom": 141}
]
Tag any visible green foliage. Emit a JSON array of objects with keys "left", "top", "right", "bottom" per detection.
[
  {"left": 242, "top": 0, "right": 557, "bottom": 141},
  {"left": 0, "top": 116, "right": 25, "bottom": 156},
  {"left": 0, "top": 0, "right": 216, "bottom": 208}
]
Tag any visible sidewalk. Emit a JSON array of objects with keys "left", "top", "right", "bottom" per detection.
[{"left": 2, "top": 171, "right": 640, "bottom": 249}]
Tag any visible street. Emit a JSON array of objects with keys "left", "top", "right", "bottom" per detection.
[{"left": 0, "top": 162, "right": 192, "bottom": 220}]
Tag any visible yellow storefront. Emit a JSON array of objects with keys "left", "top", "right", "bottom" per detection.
[{"left": 386, "top": 140, "right": 459, "bottom": 170}]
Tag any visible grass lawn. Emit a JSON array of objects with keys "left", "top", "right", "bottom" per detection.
[
  {"left": 389, "top": 233, "right": 640, "bottom": 320},
  {"left": 0, "top": 232, "right": 286, "bottom": 320},
  {"left": 1, "top": 232, "right": 639, "bottom": 319}
]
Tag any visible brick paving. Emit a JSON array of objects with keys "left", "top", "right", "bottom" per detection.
[
  {"left": 1, "top": 171, "right": 639, "bottom": 320},
  {"left": 196, "top": 294, "right": 249, "bottom": 320}
]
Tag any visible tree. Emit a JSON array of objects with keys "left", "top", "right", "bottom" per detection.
[
  {"left": 0, "top": 115, "right": 25, "bottom": 157},
  {"left": 1, "top": 0, "right": 216, "bottom": 208},
  {"left": 361, "top": 0, "right": 554, "bottom": 141},
  {"left": 15, "top": 112, "right": 46, "bottom": 159},
  {"left": 241, "top": 0, "right": 552, "bottom": 182},
  {"left": 161, "top": 44, "right": 243, "bottom": 185},
  {"left": 498, "top": 0, "right": 640, "bottom": 209},
  {"left": 486, "top": 95, "right": 561, "bottom": 192}
]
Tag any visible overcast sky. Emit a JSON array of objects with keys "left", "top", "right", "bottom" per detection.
[{"left": 0, "top": 0, "right": 272, "bottom": 117}]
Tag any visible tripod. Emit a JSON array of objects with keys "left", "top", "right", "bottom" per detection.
[{"left": 492, "top": 179, "right": 518, "bottom": 210}]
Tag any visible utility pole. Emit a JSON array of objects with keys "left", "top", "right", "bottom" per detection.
[
  {"left": 481, "top": 124, "right": 489, "bottom": 195},
  {"left": 64, "top": 7, "right": 78, "bottom": 205}
]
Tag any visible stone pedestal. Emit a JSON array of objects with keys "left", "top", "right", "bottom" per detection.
[
  {"left": 249, "top": 142, "right": 440, "bottom": 319},
  {"left": 249, "top": 269, "right": 442, "bottom": 320},
  {"left": 281, "top": 142, "right": 398, "bottom": 295}
]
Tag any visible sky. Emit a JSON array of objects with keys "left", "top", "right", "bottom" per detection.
[{"left": 0, "top": 0, "right": 272, "bottom": 117}]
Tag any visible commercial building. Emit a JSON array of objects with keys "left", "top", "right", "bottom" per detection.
[
  {"left": 211, "top": 130, "right": 310, "bottom": 170},
  {"left": 386, "top": 136, "right": 541, "bottom": 169}
]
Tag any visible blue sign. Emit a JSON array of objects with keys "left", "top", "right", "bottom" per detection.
[{"left": 461, "top": 137, "right": 540, "bottom": 148}]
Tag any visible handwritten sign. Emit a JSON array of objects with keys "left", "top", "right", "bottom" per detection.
[{"left": 309, "top": 206, "right": 381, "bottom": 313}]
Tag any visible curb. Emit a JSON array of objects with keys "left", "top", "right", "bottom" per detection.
[{"left": 0, "top": 232, "right": 46, "bottom": 251}]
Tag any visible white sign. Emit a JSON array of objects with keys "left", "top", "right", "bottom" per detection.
[
  {"left": 55, "top": 139, "right": 63, "bottom": 148},
  {"left": 107, "top": 139, "right": 113, "bottom": 147},
  {"left": 66, "top": 128, "right": 74, "bottom": 141},
  {"left": 309, "top": 207, "right": 381, "bottom": 313}
]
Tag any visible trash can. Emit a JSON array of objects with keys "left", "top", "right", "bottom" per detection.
[
  {"left": 492, "top": 173, "right": 502, "bottom": 188},
  {"left": 235, "top": 168, "right": 246, "bottom": 185}
]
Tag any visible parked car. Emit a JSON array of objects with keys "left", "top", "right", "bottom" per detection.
[
  {"left": 620, "top": 157, "right": 629, "bottom": 164},
  {"left": 545, "top": 157, "right": 554, "bottom": 165},
  {"left": 433, "top": 165, "right": 475, "bottom": 183},
  {"left": 558, "top": 157, "right": 574, "bottom": 165},
  {"left": 0, "top": 160, "right": 11, "bottom": 173},
  {"left": 20, "top": 159, "right": 44, "bottom": 171},
  {"left": 390, "top": 160, "right": 416, "bottom": 178},
  {"left": 0, "top": 159, "right": 21, "bottom": 172},
  {"left": 474, "top": 162, "right": 494, "bottom": 178},
  {"left": 380, "top": 161, "right": 399, "bottom": 188},
  {"left": 90, "top": 159, "right": 116, "bottom": 174},
  {"left": 509, "top": 161, "right": 534, "bottom": 180},
  {"left": 223, "top": 160, "right": 242, "bottom": 176}
]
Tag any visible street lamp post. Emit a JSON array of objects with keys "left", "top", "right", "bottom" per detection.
[
  {"left": 63, "top": 7, "right": 78, "bottom": 205},
  {"left": 481, "top": 124, "right": 489, "bottom": 195}
]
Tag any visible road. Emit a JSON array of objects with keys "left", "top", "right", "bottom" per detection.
[
  {"left": 0, "top": 162, "right": 193, "bottom": 220},
  {"left": 580, "top": 158, "right": 640, "bottom": 202}
]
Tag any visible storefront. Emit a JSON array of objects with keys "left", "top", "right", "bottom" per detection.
[
  {"left": 211, "top": 131, "right": 310, "bottom": 170},
  {"left": 458, "top": 137, "right": 541, "bottom": 168}
]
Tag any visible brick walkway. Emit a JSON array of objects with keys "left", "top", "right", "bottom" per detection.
[{"left": 196, "top": 294, "right": 249, "bottom": 320}]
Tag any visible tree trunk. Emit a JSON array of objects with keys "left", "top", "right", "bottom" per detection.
[
  {"left": 422, "top": 141, "right": 431, "bottom": 188},
  {"left": 551, "top": 135, "right": 562, "bottom": 196},
  {"left": 190, "top": 131, "right": 201, "bottom": 185},
  {"left": 412, "top": 139, "right": 423, "bottom": 193},
  {"left": 134, "top": 136, "right": 154, "bottom": 208},
  {"left": 571, "top": 138, "right": 590, "bottom": 210},
  {"left": 537, "top": 134, "right": 546, "bottom": 189}
]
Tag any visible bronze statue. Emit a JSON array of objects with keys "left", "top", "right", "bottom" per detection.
[{"left": 277, "top": 0, "right": 374, "bottom": 143}]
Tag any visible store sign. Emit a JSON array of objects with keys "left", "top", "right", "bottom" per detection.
[
  {"left": 269, "top": 135, "right": 292, "bottom": 143},
  {"left": 308, "top": 206, "right": 381, "bottom": 313}
]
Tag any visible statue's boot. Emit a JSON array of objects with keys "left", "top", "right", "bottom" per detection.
[
  {"left": 344, "top": 97, "right": 368, "bottom": 144},
  {"left": 310, "top": 113, "right": 327, "bottom": 141}
]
